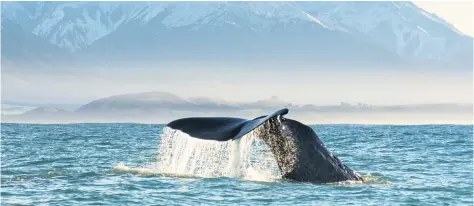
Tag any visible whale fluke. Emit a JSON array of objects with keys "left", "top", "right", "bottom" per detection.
[
  {"left": 165, "top": 108, "right": 363, "bottom": 184},
  {"left": 166, "top": 108, "right": 289, "bottom": 141}
]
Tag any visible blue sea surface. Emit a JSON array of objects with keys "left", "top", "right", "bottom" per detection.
[{"left": 1, "top": 123, "right": 472, "bottom": 205}]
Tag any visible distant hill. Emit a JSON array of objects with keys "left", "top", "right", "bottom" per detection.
[
  {"left": 2, "top": 107, "right": 72, "bottom": 123},
  {"left": 2, "top": 91, "right": 472, "bottom": 124},
  {"left": 22, "top": 107, "right": 68, "bottom": 114},
  {"left": 76, "top": 91, "right": 193, "bottom": 114}
]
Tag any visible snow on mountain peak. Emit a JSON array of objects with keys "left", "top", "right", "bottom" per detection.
[
  {"left": 298, "top": 1, "right": 466, "bottom": 59},
  {"left": 1, "top": 1, "right": 470, "bottom": 63},
  {"left": 162, "top": 3, "right": 221, "bottom": 27}
]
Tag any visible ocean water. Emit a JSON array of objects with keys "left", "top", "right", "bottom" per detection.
[{"left": 1, "top": 123, "right": 472, "bottom": 205}]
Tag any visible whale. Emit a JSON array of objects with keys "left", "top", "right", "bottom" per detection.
[{"left": 166, "top": 108, "right": 363, "bottom": 184}]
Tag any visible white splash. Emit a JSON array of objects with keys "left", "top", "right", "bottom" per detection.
[{"left": 146, "top": 127, "right": 282, "bottom": 182}]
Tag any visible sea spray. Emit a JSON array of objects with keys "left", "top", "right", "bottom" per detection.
[{"left": 153, "top": 127, "right": 281, "bottom": 181}]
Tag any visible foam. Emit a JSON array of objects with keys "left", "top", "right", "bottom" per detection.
[{"left": 148, "top": 127, "right": 281, "bottom": 182}]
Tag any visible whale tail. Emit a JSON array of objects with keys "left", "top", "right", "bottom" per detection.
[
  {"left": 166, "top": 108, "right": 289, "bottom": 141},
  {"left": 165, "top": 108, "right": 363, "bottom": 184}
]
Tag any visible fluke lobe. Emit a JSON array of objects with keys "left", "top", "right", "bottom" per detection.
[{"left": 166, "top": 108, "right": 363, "bottom": 184}]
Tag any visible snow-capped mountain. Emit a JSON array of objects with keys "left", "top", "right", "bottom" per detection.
[
  {"left": 1, "top": 1, "right": 472, "bottom": 69},
  {"left": 298, "top": 2, "right": 471, "bottom": 60},
  {"left": 2, "top": 2, "right": 138, "bottom": 52}
]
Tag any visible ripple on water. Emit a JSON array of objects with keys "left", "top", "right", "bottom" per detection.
[{"left": 1, "top": 124, "right": 472, "bottom": 205}]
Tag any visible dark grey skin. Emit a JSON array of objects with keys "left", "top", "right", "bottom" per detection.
[{"left": 166, "top": 108, "right": 363, "bottom": 184}]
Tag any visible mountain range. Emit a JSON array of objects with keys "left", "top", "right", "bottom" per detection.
[
  {"left": 2, "top": 91, "right": 472, "bottom": 124},
  {"left": 2, "top": 1, "right": 472, "bottom": 70}
]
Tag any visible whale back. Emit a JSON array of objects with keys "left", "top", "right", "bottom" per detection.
[{"left": 278, "top": 118, "right": 363, "bottom": 183}]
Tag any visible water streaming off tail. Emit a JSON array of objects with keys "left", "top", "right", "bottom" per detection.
[{"left": 153, "top": 127, "right": 282, "bottom": 181}]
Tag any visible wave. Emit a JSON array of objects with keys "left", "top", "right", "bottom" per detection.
[{"left": 113, "top": 127, "right": 391, "bottom": 185}]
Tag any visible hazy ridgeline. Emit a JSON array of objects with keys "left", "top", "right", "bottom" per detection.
[{"left": 2, "top": 90, "right": 472, "bottom": 124}]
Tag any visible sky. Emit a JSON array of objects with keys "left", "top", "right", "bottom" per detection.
[{"left": 414, "top": 1, "right": 473, "bottom": 36}]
